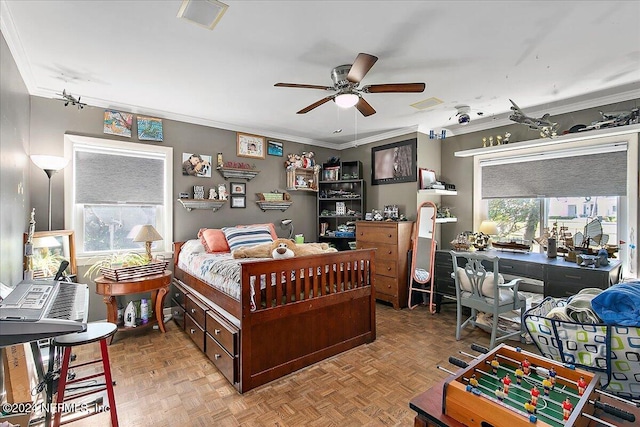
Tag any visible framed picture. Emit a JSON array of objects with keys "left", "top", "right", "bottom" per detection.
[
  {"left": 230, "top": 182, "right": 246, "bottom": 195},
  {"left": 230, "top": 196, "right": 246, "bottom": 208},
  {"left": 237, "top": 133, "right": 265, "bottom": 159},
  {"left": 267, "top": 140, "right": 283, "bottom": 157},
  {"left": 103, "top": 110, "right": 133, "bottom": 138},
  {"left": 137, "top": 116, "right": 163, "bottom": 141},
  {"left": 182, "top": 153, "right": 212, "bottom": 177},
  {"left": 371, "top": 138, "right": 417, "bottom": 185},
  {"left": 419, "top": 168, "right": 437, "bottom": 189}
]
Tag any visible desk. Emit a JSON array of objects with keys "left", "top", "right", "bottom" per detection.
[
  {"left": 434, "top": 250, "right": 622, "bottom": 300},
  {"left": 95, "top": 270, "right": 171, "bottom": 335}
]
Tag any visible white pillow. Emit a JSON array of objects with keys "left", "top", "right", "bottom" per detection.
[
  {"left": 456, "top": 267, "right": 505, "bottom": 298},
  {"left": 181, "top": 239, "right": 206, "bottom": 254}
]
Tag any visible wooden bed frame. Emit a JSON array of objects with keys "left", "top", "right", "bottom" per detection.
[{"left": 172, "top": 242, "right": 376, "bottom": 393}]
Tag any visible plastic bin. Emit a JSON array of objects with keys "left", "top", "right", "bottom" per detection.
[{"left": 524, "top": 297, "right": 640, "bottom": 399}]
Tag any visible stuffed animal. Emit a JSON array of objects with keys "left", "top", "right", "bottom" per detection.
[
  {"left": 232, "top": 238, "right": 337, "bottom": 259},
  {"left": 218, "top": 183, "right": 228, "bottom": 200}
]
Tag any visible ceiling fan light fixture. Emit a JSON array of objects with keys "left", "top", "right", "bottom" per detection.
[{"left": 334, "top": 93, "right": 359, "bottom": 109}]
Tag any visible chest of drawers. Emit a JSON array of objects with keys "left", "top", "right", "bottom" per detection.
[{"left": 356, "top": 221, "right": 414, "bottom": 309}]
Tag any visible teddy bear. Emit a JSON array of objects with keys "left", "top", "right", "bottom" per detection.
[{"left": 232, "top": 238, "right": 337, "bottom": 259}]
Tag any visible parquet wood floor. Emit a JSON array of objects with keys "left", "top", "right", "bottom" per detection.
[{"left": 50, "top": 302, "right": 537, "bottom": 426}]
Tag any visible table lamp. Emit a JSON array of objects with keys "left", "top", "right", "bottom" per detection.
[
  {"left": 478, "top": 220, "right": 498, "bottom": 237},
  {"left": 134, "top": 225, "right": 163, "bottom": 263},
  {"left": 280, "top": 219, "right": 294, "bottom": 239},
  {"left": 30, "top": 155, "right": 69, "bottom": 230}
]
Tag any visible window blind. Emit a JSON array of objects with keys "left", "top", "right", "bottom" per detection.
[
  {"left": 75, "top": 150, "right": 165, "bottom": 204},
  {"left": 481, "top": 143, "right": 627, "bottom": 199}
]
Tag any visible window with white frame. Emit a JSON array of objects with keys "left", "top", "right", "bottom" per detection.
[
  {"left": 471, "top": 131, "right": 638, "bottom": 278},
  {"left": 64, "top": 135, "right": 173, "bottom": 258}
]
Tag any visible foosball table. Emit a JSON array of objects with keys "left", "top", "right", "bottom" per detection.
[{"left": 410, "top": 344, "right": 639, "bottom": 427}]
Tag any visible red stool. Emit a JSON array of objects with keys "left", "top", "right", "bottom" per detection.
[{"left": 52, "top": 322, "right": 118, "bottom": 427}]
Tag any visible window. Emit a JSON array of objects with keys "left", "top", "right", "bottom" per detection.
[
  {"left": 487, "top": 196, "right": 618, "bottom": 253},
  {"left": 471, "top": 131, "right": 638, "bottom": 278},
  {"left": 64, "top": 135, "right": 173, "bottom": 258}
]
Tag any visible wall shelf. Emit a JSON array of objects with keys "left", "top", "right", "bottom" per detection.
[
  {"left": 178, "top": 199, "right": 226, "bottom": 212},
  {"left": 418, "top": 189, "right": 457, "bottom": 196},
  {"left": 216, "top": 167, "right": 260, "bottom": 181},
  {"left": 286, "top": 167, "right": 319, "bottom": 192},
  {"left": 436, "top": 217, "right": 458, "bottom": 223},
  {"left": 256, "top": 201, "right": 293, "bottom": 212}
]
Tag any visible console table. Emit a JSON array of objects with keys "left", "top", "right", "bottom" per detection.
[
  {"left": 95, "top": 270, "right": 172, "bottom": 338},
  {"left": 434, "top": 250, "right": 622, "bottom": 301}
]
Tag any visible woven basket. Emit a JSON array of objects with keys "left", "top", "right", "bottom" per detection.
[{"left": 100, "top": 260, "right": 168, "bottom": 281}]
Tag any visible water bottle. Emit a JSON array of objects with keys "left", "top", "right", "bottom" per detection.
[{"left": 140, "top": 299, "right": 149, "bottom": 324}]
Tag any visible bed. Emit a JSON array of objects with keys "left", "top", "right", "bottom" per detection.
[{"left": 171, "top": 230, "right": 376, "bottom": 393}]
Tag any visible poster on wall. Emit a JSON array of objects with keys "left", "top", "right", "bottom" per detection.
[
  {"left": 182, "top": 153, "right": 212, "bottom": 177},
  {"left": 103, "top": 110, "right": 133, "bottom": 137},
  {"left": 137, "top": 116, "right": 163, "bottom": 141}
]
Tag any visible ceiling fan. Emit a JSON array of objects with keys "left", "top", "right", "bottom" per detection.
[{"left": 274, "top": 53, "right": 426, "bottom": 117}]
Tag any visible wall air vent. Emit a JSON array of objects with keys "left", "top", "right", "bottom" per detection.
[
  {"left": 410, "top": 97, "right": 443, "bottom": 110},
  {"left": 177, "top": 0, "right": 229, "bottom": 31}
]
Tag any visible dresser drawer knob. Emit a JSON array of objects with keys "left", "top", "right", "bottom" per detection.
[
  {"left": 387, "top": 284, "right": 391, "bottom": 289},
  {"left": 387, "top": 250, "right": 392, "bottom": 254},
  {"left": 387, "top": 267, "right": 392, "bottom": 271},
  {"left": 190, "top": 328, "right": 195, "bottom": 334},
  {"left": 174, "top": 310, "right": 179, "bottom": 315},
  {"left": 175, "top": 292, "right": 180, "bottom": 297},
  {"left": 214, "top": 354, "right": 221, "bottom": 360},
  {"left": 214, "top": 328, "right": 221, "bottom": 335},
  {"left": 191, "top": 308, "right": 196, "bottom": 314},
  {"left": 388, "top": 234, "right": 392, "bottom": 238}
]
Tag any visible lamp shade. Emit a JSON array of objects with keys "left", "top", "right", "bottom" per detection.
[
  {"left": 30, "top": 155, "right": 68, "bottom": 171},
  {"left": 133, "top": 225, "right": 163, "bottom": 242},
  {"left": 334, "top": 93, "right": 359, "bottom": 108},
  {"left": 478, "top": 220, "right": 499, "bottom": 236}
]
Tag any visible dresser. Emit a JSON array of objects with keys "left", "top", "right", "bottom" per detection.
[{"left": 356, "top": 221, "right": 414, "bottom": 309}]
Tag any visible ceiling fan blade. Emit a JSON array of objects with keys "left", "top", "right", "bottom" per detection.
[
  {"left": 347, "top": 53, "right": 378, "bottom": 83},
  {"left": 275, "top": 83, "right": 333, "bottom": 90},
  {"left": 362, "top": 83, "right": 426, "bottom": 93},
  {"left": 297, "top": 95, "right": 335, "bottom": 114},
  {"left": 355, "top": 97, "right": 376, "bottom": 117}
]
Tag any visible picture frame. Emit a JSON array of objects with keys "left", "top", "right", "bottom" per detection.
[
  {"left": 182, "top": 152, "right": 212, "bottom": 178},
  {"left": 230, "top": 182, "right": 246, "bottom": 195},
  {"left": 267, "top": 140, "right": 283, "bottom": 157},
  {"left": 24, "top": 230, "right": 77, "bottom": 279},
  {"left": 419, "top": 168, "right": 437, "bottom": 189},
  {"left": 371, "top": 138, "right": 417, "bottom": 185},
  {"left": 237, "top": 133, "right": 265, "bottom": 159},
  {"left": 230, "top": 195, "right": 246, "bottom": 208}
]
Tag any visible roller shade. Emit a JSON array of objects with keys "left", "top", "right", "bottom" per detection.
[
  {"left": 481, "top": 143, "right": 627, "bottom": 199},
  {"left": 75, "top": 150, "right": 165, "bottom": 204}
]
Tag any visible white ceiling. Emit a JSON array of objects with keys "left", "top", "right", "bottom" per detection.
[{"left": 2, "top": 1, "right": 639, "bottom": 148}]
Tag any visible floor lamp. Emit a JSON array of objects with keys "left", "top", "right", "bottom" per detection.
[{"left": 31, "top": 155, "right": 69, "bottom": 231}]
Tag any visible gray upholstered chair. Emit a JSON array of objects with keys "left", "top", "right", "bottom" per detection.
[{"left": 450, "top": 251, "right": 525, "bottom": 349}]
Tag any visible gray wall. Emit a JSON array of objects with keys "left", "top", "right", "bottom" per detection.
[
  {"left": 0, "top": 31, "right": 31, "bottom": 288},
  {"left": 28, "top": 96, "right": 337, "bottom": 320}
]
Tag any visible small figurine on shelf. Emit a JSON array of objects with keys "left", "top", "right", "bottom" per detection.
[
  {"left": 208, "top": 188, "right": 217, "bottom": 200},
  {"left": 296, "top": 175, "right": 307, "bottom": 187},
  {"left": 302, "top": 151, "right": 316, "bottom": 168},
  {"left": 503, "top": 132, "right": 511, "bottom": 144},
  {"left": 496, "top": 135, "right": 503, "bottom": 145},
  {"left": 482, "top": 137, "right": 488, "bottom": 148},
  {"left": 218, "top": 183, "right": 228, "bottom": 200}
]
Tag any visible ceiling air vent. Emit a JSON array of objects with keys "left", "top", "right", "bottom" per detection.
[
  {"left": 410, "top": 97, "right": 443, "bottom": 110},
  {"left": 177, "top": 0, "right": 229, "bottom": 30}
]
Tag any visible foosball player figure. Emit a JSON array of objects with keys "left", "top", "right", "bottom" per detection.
[
  {"left": 501, "top": 374, "right": 512, "bottom": 394},
  {"left": 522, "top": 357, "right": 531, "bottom": 375},
  {"left": 530, "top": 385, "right": 540, "bottom": 406},
  {"left": 491, "top": 357, "right": 500, "bottom": 375},
  {"left": 577, "top": 375, "right": 587, "bottom": 396},
  {"left": 469, "top": 374, "right": 479, "bottom": 388},
  {"left": 495, "top": 387, "right": 506, "bottom": 401},
  {"left": 548, "top": 366, "right": 557, "bottom": 388},
  {"left": 542, "top": 377, "right": 552, "bottom": 396},
  {"left": 524, "top": 400, "right": 537, "bottom": 414},
  {"left": 515, "top": 364, "right": 524, "bottom": 385},
  {"left": 562, "top": 397, "right": 573, "bottom": 422}
]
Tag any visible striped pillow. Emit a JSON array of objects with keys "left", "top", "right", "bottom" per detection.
[{"left": 222, "top": 225, "right": 274, "bottom": 252}]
